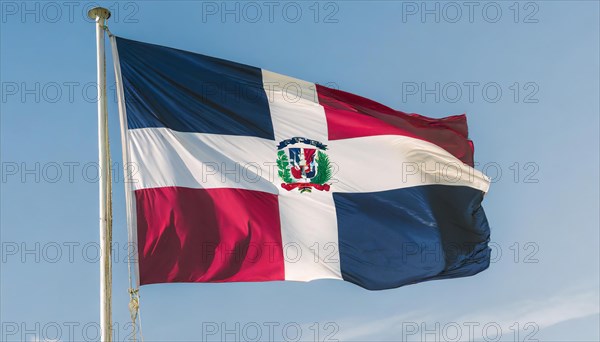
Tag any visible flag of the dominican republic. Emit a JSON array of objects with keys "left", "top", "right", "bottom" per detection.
[{"left": 113, "top": 36, "right": 491, "bottom": 290}]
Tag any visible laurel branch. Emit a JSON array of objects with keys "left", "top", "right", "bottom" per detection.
[
  {"left": 276, "top": 150, "right": 294, "bottom": 184},
  {"left": 310, "top": 151, "right": 332, "bottom": 185}
]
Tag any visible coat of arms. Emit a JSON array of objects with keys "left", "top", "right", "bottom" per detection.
[{"left": 276, "top": 137, "right": 332, "bottom": 193}]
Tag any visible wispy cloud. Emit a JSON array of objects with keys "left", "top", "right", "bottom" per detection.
[
  {"left": 458, "top": 287, "right": 599, "bottom": 331},
  {"left": 335, "top": 310, "right": 429, "bottom": 341},
  {"left": 336, "top": 285, "right": 600, "bottom": 341}
]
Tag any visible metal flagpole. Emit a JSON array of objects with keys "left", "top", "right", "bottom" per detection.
[{"left": 88, "top": 7, "right": 113, "bottom": 342}]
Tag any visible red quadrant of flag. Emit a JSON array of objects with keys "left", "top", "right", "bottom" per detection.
[{"left": 135, "top": 187, "right": 284, "bottom": 285}]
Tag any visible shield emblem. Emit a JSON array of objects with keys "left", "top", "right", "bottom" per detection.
[
  {"left": 276, "top": 137, "right": 332, "bottom": 193},
  {"left": 288, "top": 148, "right": 317, "bottom": 179}
]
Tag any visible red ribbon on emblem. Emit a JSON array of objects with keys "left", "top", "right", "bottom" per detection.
[{"left": 281, "top": 183, "right": 330, "bottom": 191}]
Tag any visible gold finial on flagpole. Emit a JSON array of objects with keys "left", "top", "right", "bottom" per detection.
[{"left": 88, "top": 7, "right": 111, "bottom": 21}]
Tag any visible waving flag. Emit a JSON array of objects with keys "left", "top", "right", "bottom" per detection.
[{"left": 113, "top": 37, "right": 491, "bottom": 290}]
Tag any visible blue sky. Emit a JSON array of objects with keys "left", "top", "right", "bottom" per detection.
[{"left": 1, "top": 1, "right": 599, "bottom": 341}]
